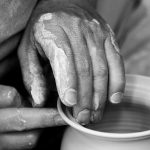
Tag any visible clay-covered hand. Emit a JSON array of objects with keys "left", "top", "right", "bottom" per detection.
[
  {"left": 0, "top": 85, "right": 65, "bottom": 150},
  {"left": 18, "top": 1, "right": 125, "bottom": 124}
]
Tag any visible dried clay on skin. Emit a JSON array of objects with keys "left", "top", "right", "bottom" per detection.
[
  {"left": 30, "top": 74, "right": 45, "bottom": 105},
  {"left": 28, "top": 51, "right": 46, "bottom": 105},
  {"left": 34, "top": 13, "right": 71, "bottom": 105},
  {"left": 92, "top": 19, "right": 100, "bottom": 25},
  {"left": 29, "top": 14, "right": 55, "bottom": 105},
  {"left": 106, "top": 24, "right": 120, "bottom": 53},
  {"left": 16, "top": 109, "right": 26, "bottom": 128}
]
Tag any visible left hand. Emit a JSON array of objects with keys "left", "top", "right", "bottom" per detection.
[{"left": 0, "top": 85, "right": 65, "bottom": 150}]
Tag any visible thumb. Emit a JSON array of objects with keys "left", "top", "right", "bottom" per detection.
[{"left": 18, "top": 27, "right": 47, "bottom": 107}]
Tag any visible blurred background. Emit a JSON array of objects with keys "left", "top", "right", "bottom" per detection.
[{"left": 97, "top": 0, "right": 150, "bottom": 76}]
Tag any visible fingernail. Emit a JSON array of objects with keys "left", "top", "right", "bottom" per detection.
[
  {"left": 64, "top": 89, "right": 77, "bottom": 106},
  {"left": 110, "top": 92, "right": 123, "bottom": 104},
  {"left": 76, "top": 109, "right": 90, "bottom": 125}
]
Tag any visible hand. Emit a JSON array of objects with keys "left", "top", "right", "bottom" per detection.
[
  {"left": 18, "top": 1, "right": 125, "bottom": 124},
  {"left": 0, "top": 85, "right": 65, "bottom": 150}
]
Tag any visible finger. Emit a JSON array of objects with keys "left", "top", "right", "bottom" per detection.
[
  {"left": 0, "top": 85, "right": 22, "bottom": 108},
  {"left": 84, "top": 19, "right": 108, "bottom": 123},
  {"left": 105, "top": 35, "right": 125, "bottom": 104},
  {"left": 0, "top": 131, "right": 39, "bottom": 150},
  {"left": 0, "top": 108, "right": 66, "bottom": 132},
  {"left": 62, "top": 19, "right": 93, "bottom": 125},
  {"left": 18, "top": 28, "right": 47, "bottom": 107},
  {"left": 34, "top": 19, "right": 78, "bottom": 107}
]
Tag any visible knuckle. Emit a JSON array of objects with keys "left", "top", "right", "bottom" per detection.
[
  {"left": 34, "top": 15, "right": 58, "bottom": 44},
  {"left": 92, "top": 19, "right": 100, "bottom": 25},
  {"left": 88, "top": 19, "right": 108, "bottom": 40},
  {"left": 77, "top": 59, "right": 91, "bottom": 77},
  {"left": 38, "top": 13, "right": 53, "bottom": 22},
  {"left": 40, "top": 109, "right": 57, "bottom": 126},
  {"left": 89, "top": 19, "right": 98, "bottom": 30},
  {"left": 94, "top": 66, "right": 108, "bottom": 78},
  {"left": 12, "top": 122, "right": 26, "bottom": 132},
  {"left": 34, "top": 22, "right": 57, "bottom": 41},
  {"left": 39, "top": 113, "right": 49, "bottom": 125},
  {"left": 11, "top": 110, "right": 26, "bottom": 131}
]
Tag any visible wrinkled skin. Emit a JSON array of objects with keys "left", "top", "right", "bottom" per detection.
[
  {"left": 0, "top": 86, "right": 65, "bottom": 150},
  {"left": 18, "top": 1, "right": 125, "bottom": 125}
]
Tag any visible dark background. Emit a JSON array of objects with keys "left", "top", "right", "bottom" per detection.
[{"left": 0, "top": 54, "right": 66, "bottom": 150}]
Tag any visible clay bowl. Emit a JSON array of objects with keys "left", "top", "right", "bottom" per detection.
[{"left": 57, "top": 74, "right": 150, "bottom": 150}]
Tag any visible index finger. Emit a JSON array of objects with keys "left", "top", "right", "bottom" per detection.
[
  {"left": 105, "top": 35, "right": 125, "bottom": 104},
  {"left": 0, "top": 108, "right": 66, "bottom": 132}
]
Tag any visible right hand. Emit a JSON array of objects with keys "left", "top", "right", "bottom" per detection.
[
  {"left": 0, "top": 85, "right": 65, "bottom": 150},
  {"left": 18, "top": 1, "right": 125, "bottom": 125}
]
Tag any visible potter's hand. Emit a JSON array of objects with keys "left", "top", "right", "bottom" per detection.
[
  {"left": 0, "top": 85, "right": 65, "bottom": 150},
  {"left": 18, "top": 1, "right": 125, "bottom": 124}
]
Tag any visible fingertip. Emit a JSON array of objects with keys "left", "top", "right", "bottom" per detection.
[
  {"left": 90, "top": 110, "right": 102, "bottom": 123},
  {"left": 62, "top": 89, "right": 77, "bottom": 107},
  {"left": 31, "top": 95, "right": 45, "bottom": 108},
  {"left": 25, "top": 132, "right": 39, "bottom": 149},
  {"left": 76, "top": 109, "right": 91, "bottom": 125},
  {"left": 54, "top": 114, "right": 67, "bottom": 126},
  {"left": 91, "top": 103, "right": 105, "bottom": 123},
  {"left": 110, "top": 92, "right": 124, "bottom": 104},
  {"left": 32, "top": 101, "right": 44, "bottom": 107}
]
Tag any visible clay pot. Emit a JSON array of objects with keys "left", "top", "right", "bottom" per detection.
[{"left": 58, "top": 74, "right": 150, "bottom": 150}]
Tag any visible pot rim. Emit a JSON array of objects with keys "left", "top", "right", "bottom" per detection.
[{"left": 57, "top": 74, "right": 150, "bottom": 141}]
